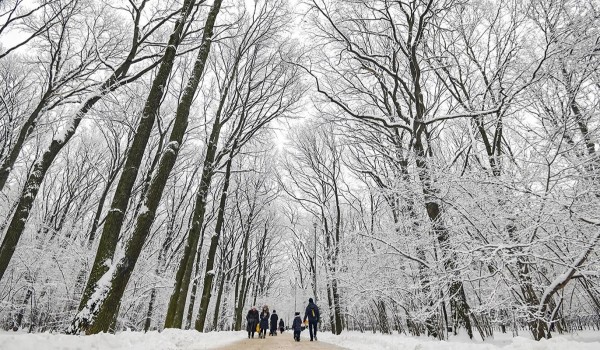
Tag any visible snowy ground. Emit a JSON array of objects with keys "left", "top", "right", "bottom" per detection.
[
  {"left": 2, "top": 329, "right": 600, "bottom": 350},
  {"left": 318, "top": 330, "right": 600, "bottom": 350},
  {"left": 0, "top": 329, "right": 245, "bottom": 350}
]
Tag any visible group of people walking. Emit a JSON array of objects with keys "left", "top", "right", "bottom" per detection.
[
  {"left": 245, "top": 305, "right": 283, "bottom": 339},
  {"left": 245, "top": 298, "right": 320, "bottom": 342}
]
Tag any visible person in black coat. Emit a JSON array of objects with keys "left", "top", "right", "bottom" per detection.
[
  {"left": 292, "top": 311, "right": 303, "bottom": 341},
  {"left": 278, "top": 318, "right": 285, "bottom": 334},
  {"left": 269, "top": 310, "right": 279, "bottom": 336},
  {"left": 246, "top": 306, "right": 259, "bottom": 338},
  {"left": 259, "top": 305, "right": 270, "bottom": 339},
  {"left": 304, "top": 298, "right": 320, "bottom": 341}
]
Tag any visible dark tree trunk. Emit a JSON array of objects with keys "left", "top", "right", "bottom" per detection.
[
  {"left": 376, "top": 300, "right": 390, "bottom": 334},
  {"left": 143, "top": 287, "right": 157, "bottom": 332},
  {"left": 331, "top": 277, "right": 343, "bottom": 334}
]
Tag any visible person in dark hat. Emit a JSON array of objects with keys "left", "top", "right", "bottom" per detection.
[{"left": 304, "top": 298, "right": 320, "bottom": 341}]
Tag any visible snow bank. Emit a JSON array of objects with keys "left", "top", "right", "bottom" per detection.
[
  {"left": 0, "top": 329, "right": 246, "bottom": 350},
  {"left": 318, "top": 331, "right": 600, "bottom": 350}
]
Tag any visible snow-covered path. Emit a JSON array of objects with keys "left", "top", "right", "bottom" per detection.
[
  {"left": 3, "top": 329, "right": 600, "bottom": 350},
  {"left": 214, "top": 333, "right": 346, "bottom": 350}
]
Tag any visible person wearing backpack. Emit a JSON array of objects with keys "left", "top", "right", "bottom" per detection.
[{"left": 303, "top": 298, "right": 320, "bottom": 341}]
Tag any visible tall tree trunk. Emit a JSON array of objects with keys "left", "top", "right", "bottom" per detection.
[
  {"left": 143, "top": 288, "right": 157, "bottom": 332},
  {"left": 331, "top": 176, "right": 343, "bottom": 335}
]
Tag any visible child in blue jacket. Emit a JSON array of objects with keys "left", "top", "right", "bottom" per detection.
[{"left": 292, "top": 311, "right": 303, "bottom": 341}]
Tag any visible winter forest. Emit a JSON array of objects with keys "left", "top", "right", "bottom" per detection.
[{"left": 0, "top": 0, "right": 599, "bottom": 348}]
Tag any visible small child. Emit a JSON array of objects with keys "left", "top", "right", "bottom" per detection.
[{"left": 292, "top": 311, "right": 303, "bottom": 341}]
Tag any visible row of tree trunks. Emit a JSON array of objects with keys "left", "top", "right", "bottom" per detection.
[
  {"left": 75, "top": 0, "right": 199, "bottom": 325},
  {"left": 163, "top": 37, "right": 239, "bottom": 328},
  {"left": 70, "top": 0, "right": 223, "bottom": 334}
]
